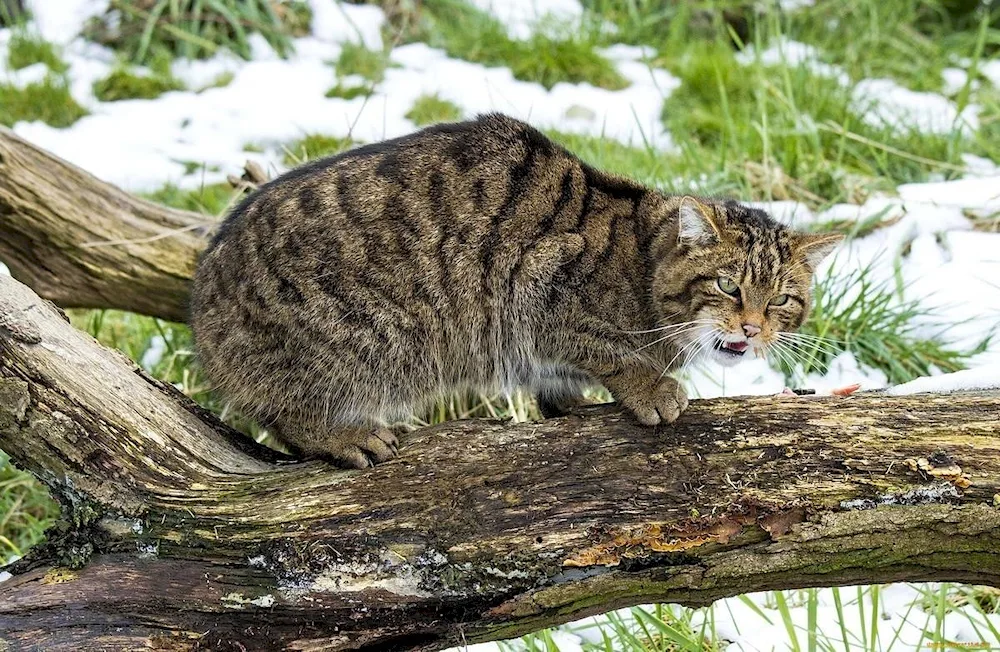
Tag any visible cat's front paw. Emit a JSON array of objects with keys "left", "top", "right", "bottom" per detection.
[
  {"left": 323, "top": 427, "right": 400, "bottom": 469},
  {"left": 617, "top": 377, "right": 689, "bottom": 426}
]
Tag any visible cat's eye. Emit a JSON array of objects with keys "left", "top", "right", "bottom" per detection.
[
  {"left": 771, "top": 294, "right": 790, "bottom": 306},
  {"left": 717, "top": 277, "right": 739, "bottom": 296}
]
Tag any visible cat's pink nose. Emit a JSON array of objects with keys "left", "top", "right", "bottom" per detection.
[{"left": 742, "top": 323, "right": 762, "bottom": 338}]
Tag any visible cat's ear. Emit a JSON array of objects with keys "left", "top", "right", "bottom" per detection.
[
  {"left": 796, "top": 232, "right": 843, "bottom": 269},
  {"left": 677, "top": 196, "right": 722, "bottom": 245}
]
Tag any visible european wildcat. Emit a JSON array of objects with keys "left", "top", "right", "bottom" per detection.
[{"left": 190, "top": 113, "right": 840, "bottom": 468}]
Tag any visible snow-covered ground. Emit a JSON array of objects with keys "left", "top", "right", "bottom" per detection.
[
  {"left": 3, "top": 0, "right": 1000, "bottom": 650},
  {"left": 5, "top": 0, "right": 676, "bottom": 191}
]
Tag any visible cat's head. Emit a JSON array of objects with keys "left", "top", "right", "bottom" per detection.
[{"left": 652, "top": 196, "right": 841, "bottom": 368}]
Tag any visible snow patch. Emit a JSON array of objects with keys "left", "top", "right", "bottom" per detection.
[
  {"left": 887, "top": 367, "right": 1000, "bottom": 396},
  {"left": 804, "top": 352, "right": 888, "bottom": 394},
  {"left": 7, "top": 62, "right": 50, "bottom": 86},
  {"left": 961, "top": 153, "right": 999, "bottom": 177},
  {"left": 140, "top": 335, "right": 167, "bottom": 371},
  {"left": 307, "top": 0, "right": 385, "bottom": 50},
  {"left": 941, "top": 67, "right": 972, "bottom": 96},
  {"left": 24, "top": 0, "right": 108, "bottom": 45},
  {"left": 736, "top": 39, "right": 850, "bottom": 85},
  {"left": 172, "top": 51, "right": 243, "bottom": 91},
  {"left": 686, "top": 357, "right": 787, "bottom": 399},
  {"left": 12, "top": 13, "right": 678, "bottom": 191},
  {"left": 853, "top": 78, "right": 979, "bottom": 135},
  {"left": 981, "top": 59, "right": 1000, "bottom": 89},
  {"left": 780, "top": 0, "right": 816, "bottom": 9},
  {"left": 898, "top": 174, "right": 1000, "bottom": 213}
]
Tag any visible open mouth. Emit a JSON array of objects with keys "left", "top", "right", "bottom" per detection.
[{"left": 713, "top": 338, "right": 749, "bottom": 357}]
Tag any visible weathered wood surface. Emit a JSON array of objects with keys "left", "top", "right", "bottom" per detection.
[
  {"left": 0, "top": 126, "right": 208, "bottom": 322},
  {"left": 2, "top": 272, "right": 1000, "bottom": 651}
]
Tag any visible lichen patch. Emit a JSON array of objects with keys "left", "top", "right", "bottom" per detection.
[
  {"left": 307, "top": 563, "right": 432, "bottom": 598},
  {"left": 562, "top": 521, "right": 739, "bottom": 568},
  {"left": 563, "top": 499, "right": 810, "bottom": 568},
  {"left": 41, "top": 568, "right": 78, "bottom": 584},
  {"left": 905, "top": 453, "right": 971, "bottom": 489}
]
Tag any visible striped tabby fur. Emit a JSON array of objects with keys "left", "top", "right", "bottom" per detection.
[{"left": 190, "top": 113, "right": 840, "bottom": 468}]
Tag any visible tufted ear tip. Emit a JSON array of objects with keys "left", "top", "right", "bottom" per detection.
[{"left": 677, "top": 196, "right": 721, "bottom": 245}]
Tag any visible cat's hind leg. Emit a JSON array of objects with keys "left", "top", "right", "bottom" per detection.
[{"left": 533, "top": 366, "right": 596, "bottom": 419}]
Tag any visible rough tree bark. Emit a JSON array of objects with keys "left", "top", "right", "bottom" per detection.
[
  {"left": 1, "top": 127, "right": 1000, "bottom": 652},
  {"left": 0, "top": 127, "right": 207, "bottom": 322}
]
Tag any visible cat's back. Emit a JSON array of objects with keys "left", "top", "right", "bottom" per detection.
[
  {"left": 190, "top": 114, "right": 580, "bottom": 355},
  {"left": 201, "top": 113, "right": 554, "bottom": 258},
  {"left": 192, "top": 114, "right": 580, "bottom": 316}
]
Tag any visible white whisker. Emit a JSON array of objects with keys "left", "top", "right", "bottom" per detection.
[
  {"left": 621, "top": 319, "right": 719, "bottom": 335},
  {"left": 660, "top": 329, "right": 714, "bottom": 377},
  {"left": 776, "top": 332, "right": 842, "bottom": 355},
  {"left": 767, "top": 340, "right": 802, "bottom": 376},
  {"left": 630, "top": 323, "right": 711, "bottom": 354},
  {"left": 777, "top": 331, "right": 845, "bottom": 347}
]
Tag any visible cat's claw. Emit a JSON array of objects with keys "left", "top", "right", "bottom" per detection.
[
  {"left": 331, "top": 427, "right": 400, "bottom": 469},
  {"left": 624, "top": 377, "right": 689, "bottom": 426}
]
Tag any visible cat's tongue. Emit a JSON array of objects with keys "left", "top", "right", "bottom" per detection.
[{"left": 722, "top": 340, "right": 749, "bottom": 353}]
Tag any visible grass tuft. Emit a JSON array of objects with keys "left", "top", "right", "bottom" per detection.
[
  {"left": 83, "top": 0, "right": 313, "bottom": 64},
  {"left": 405, "top": 93, "right": 463, "bottom": 125},
  {"left": 776, "top": 260, "right": 983, "bottom": 385},
  {"left": 282, "top": 134, "right": 356, "bottom": 166},
  {"left": 93, "top": 65, "right": 185, "bottom": 101},
  {"left": 418, "top": 0, "right": 629, "bottom": 90},
  {"left": 6, "top": 30, "right": 68, "bottom": 73},
  {"left": 334, "top": 42, "right": 394, "bottom": 83},
  {"left": 143, "top": 182, "right": 242, "bottom": 215},
  {"left": 660, "top": 37, "right": 965, "bottom": 205},
  {"left": 326, "top": 42, "right": 397, "bottom": 99},
  {"left": 782, "top": 0, "right": 992, "bottom": 93},
  {"left": 325, "top": 81, "right": 370, "bottom": 100},
  {"left": 0, "top": 76, "right": 89, "bottom": 128},
  {"left": 0, "top": 452, "right": 58, "bottom": 563}
]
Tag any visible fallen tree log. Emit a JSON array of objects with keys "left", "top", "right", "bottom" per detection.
[
  {"left": 0, "top": 127, "right": 207, "bottom": 323},
  {"left": 2, "top": 272, "right": 1000, "bottom": 650},
  {"left": 2, "top": 126, "right": 1000, "bottom": 651}
]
